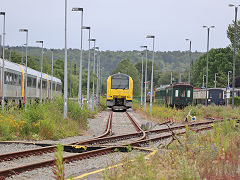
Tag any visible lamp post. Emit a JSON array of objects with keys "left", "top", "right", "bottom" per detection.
[
  {"left": 227, "top": 70, "right": 232, "bottom": 106},
  {"left": 19, "top": 29, "right": 28, "bottom": 111},
  {"left": 82, "top": 26, "right": 91, "bottom": 109},
  {"left": 89, "top": 38, "right": 96, "bottom": 111},
  {"left": 0, "top": 12, "right": 6, "bottom": 111},
  {"left": 51, "top": 49, "right": 54, "bottom": 102},
  {"left": 203, "top": 25, "right": 215, "bottom": 106},
  {"left": 69, "top": 59, "right": 72, "bottom": 97},
  {"left": 229, "top": 4, "right": 240, "bottom": 109},
  {"left": 170, "top": 71, "right": 173, "bottom": 84},
  {"left": 140, "top": 45, "right": 148, "bottom": 112},
  {"left": 202, "top": 75, "right": 206, "bottom": 88},
  {"left": 214, "top": 73, "right": 218, "bottom": 88},
  {"left": 21, "top": 45, "right": 24, "bottom": 65},
  {"left": 95, "top": 47, "right": 100, "bottom": 107},
  {"left": 146, "top": 35, "right": 155, "bottom": 115},
  {"left": 36, "top": 41, "right": 44, "bottom": 104},
  {"left": 8, "top": 48, "right": 11, "bottom": 61},
  {"left": 185, "top": 39, "right": 192, "bottom": 84},
  {"left": 139, "top": 51, "right": 144, "bottom": 109},
  {"left": 72, "top": 7, "right": 84, "bottom": 106},
  {"left": 64, "top": 0, "right": 68, "bottom": 118}
]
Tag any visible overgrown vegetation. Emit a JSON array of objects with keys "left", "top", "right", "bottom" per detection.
[
  {"left": 53, "top": 143, "right": 65, "bottom": 180},
  {"left": 103, "top": 120, "right": 240, "bottom": 179},
  {"left": 0, "top": 96, "right": 106, "bottom": 141},
  {"left": 133, "top": 101, "right": 240, "bottom": 123}
]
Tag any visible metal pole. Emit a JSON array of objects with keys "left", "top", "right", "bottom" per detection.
[
  {"left": 0, "top": 35, "right": 1, "bottom": 58},
  {"left": 69, "top": 59, "right": 72, "bottom": 97},
  {"left": 25, "top": 31, "right": 28, "bottom": 111},
  {"left": 188, "top": 41, "right": 192, "bottom": 84},
  {"left": 87, "top": 29, "right": 91, "bottom": 110},
  {"left": 78, "top": 10, "right": 83, "bottom": 105},
  {"left": 170, "top": 71, "right": 173, "bottom": 84},
  {"left": 150, "top": 38, "right": 155, "bottom": 116},
  {"left": 92, "top": 41, "right": 96, "bottom": 111},
  {"left": 140, "top": 53, "right": 144, "bottom": 109},
  {"left": 64, "top": 0, "right": 68, "bottom": 118},
  {"left": 40, "top": 42, "right": 43, "bottom": 104},
  {"left": 202, "top": 75, "right": 205, "bottom": 88},
  {"left": 51, "top": 50, "right": 53, "bottom": 102},
  {"left": 96, "top": 49, "right": 99, "bottom": 107},
  {"left": 205, "top": 28, "right": 210, "bottom": 106},
  {"left": 232, "top": 7, "right": 238, "bottom": 109},
  {"left": 1, "top": 13, "right": 5, "bottom": 111},
  {"left": 144, "top": 47, "right": 148, "bottom": 112},
  {"left": 98, "top": 53, "right": 101, "bottom": 106}
]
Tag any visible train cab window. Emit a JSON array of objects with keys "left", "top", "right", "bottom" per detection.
[
  {"left": 27, "top": 77, "right": 32, "bottom": 87},
  {"left": 53, "top": 83, "right": 56, "bottom": 90},
  {"left": 12, "top": 74, "right": 18, "bottom": 85},
  {"left": 19, "top": 75, "right": 22, "bottom": 85},
  {"left": 175, "top": 90, "right": 179, "bottom": 97},
  {"left": 32, "top": 78, "right": 36, "bottom": 88},
  {"left": 187, "top": 90, "right": 191, "bottom": 98},
  {"left": 111, "top": 74, "right": 129, "bottom": 89},
  {"left": 42, "top": 80, "right": 47, "bottom": 89}
]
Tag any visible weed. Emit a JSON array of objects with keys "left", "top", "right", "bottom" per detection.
[{"left": 53, "top": 143, "right": 65, "bottom": 180}]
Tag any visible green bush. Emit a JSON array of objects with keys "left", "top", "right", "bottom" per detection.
[{"left": 229, "top": 97, "right": 240, "bottom": 106}]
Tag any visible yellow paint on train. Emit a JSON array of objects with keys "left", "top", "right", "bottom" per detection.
[
  {"left": 19, "top": 65, "right": 24, "bottom": 97},
  {"left": 106, "top": 73, "right": 133, "bottom": 108}
]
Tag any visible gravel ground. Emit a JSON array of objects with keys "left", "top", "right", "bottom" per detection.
[
  {"left": 0, "top": 144, "right": 43, "bottom": 155},
  {"left": 7, "top": 150, "right": 146, "bottom": 180}
]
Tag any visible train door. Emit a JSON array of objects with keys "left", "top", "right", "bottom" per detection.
[{"left": 209, "top": 89, "right": 221, "bottom": 105}]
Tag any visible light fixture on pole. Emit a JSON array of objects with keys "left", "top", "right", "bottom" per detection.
[
  {"left": 140, "top": 45, "right": 147, "bottom": 112},
  {"left": 36, "top": 41, "right": 44, "bottom": 104},
  {"left": 19, "top": 29, "right": 28, "bottom": 111},
  {"left": 146, "top": 35, "right": 155, "bottom": 115},
  {"left": 203, "top": 25, "right": 215, "bottom": 106},
  {"left": 89, "top": 38, "right": 96, "bottom": 111},
  {"left": 139, "top": 51, "right": 144, "bottom": 109},
  {"left": 229, "top": 4, "right": 240, "bottom": 109},
  {"left": 185, "top": 39, "right": 192, "bottom": 84},
  {"left": 72, "top": 7, "right": 84, "bottom": 106},
  {"left": 214, "top": 73, "right": 218, "bottom": 88},
  {"left": 82, "top": 26, "right": 91, "bottom": 109},
  {"left": 0, "top": 12, "right": 6, "bottom": 111},
  {"left": 64, "top": 0, "right": 68, "bottom": 118}
]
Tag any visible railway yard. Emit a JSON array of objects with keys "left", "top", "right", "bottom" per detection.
[{"left": 0, "top": 108, "right": 226, "bottom": 180}]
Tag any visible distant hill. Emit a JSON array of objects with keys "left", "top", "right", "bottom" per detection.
[{"left": 6, "top": 46, "right": 203, "bottom": 78}]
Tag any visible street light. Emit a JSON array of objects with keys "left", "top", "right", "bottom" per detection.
[
  {"left": 140, "top": 45, "right": 147, "bottom": 112},
  {"left": 228, "top": 71, "right": 232, "bottom": 88},
  {"left": 203, "top": 25, "right": 215, "bottom": 106},
  {"left": 214, "top": 73, "right": 218, "bottom": 88},
  {"left": 0, "top": 12, "right": 6, "bottom": 111},
  {"left": 146, "top": 35, "right": 155, "bottom": 115},
  {"left": 64, "top": 0, "right": 68, "bottom": 118},
  {"left": 139, "top": 51, "right": 144, "bottom": 109},
  {"left": 89, "top": 38, "right": 96, "bottom": 111},
  {"left": 19, "top": 29, "right": 28, "bottom": 111},
  {"left": 82, "top": 26, "right": 91, "bottom": 109},
  {"left": 72, "top": 7, "right": 84, "bottom": 106},
  {"left": 36, "top": 41, "right": 44, "bottom": 104},
  {"left": 185, "top": 39, "right": 192, "bottom": 84},
  {"left": 229, "top": 4, "right": 240, "bottom": 109}
]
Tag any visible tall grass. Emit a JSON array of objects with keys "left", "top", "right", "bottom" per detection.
[
  {"left": 103, "top": 120, "right": 240, "bottom": 179},
  {"left": 0, "top": 96, "right": 99, "bottom": 141}
]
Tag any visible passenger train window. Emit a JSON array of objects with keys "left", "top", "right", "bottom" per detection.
[
  {"left": 32, "top": 78, "right": 36, "bottom": 87},
  {"left": 19, "top": 75, "right": 22, "bottom": 85},
  {"left": 27, "top": 77, "right": 32, "bottom": 87},
  {"left": 175, "top": 90, "right": 179, "bottom": 97},
  {"left": 187, "top": 90, "right": 191, "bottom": 98}
]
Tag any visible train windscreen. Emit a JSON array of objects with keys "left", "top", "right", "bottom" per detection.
[{"left": 111, "top": 74, "right": 129, "bottom": 89}]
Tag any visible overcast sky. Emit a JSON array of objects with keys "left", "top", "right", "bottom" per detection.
[{"left": 0, "top": 0, "right": 239, "bottom": 51}]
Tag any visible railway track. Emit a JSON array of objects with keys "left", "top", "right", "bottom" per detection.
[{"left": 0, "top": 111, "right": 219, "bottom": 179}]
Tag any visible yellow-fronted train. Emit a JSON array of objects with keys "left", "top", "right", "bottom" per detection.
[{"left": 106, "top": 73, "right": 133, "bottom": 111}]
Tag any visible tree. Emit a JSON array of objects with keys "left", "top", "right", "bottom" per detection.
[
  {"left": 227, "top": 20, "right": 240, "bottom": 50},
  {"left": 113, "top": 59, "right": 141, "bottom": 96},
  {"left": 191, "top": 47, "right": 234, "bottom": 88}
]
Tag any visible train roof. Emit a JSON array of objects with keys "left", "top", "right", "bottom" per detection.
[
  {"left": 0, "top": 58, "right": 62, "bottom": 84},
  {"left": 167, "top": 83, "right": 193, "bottom": 88}
]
